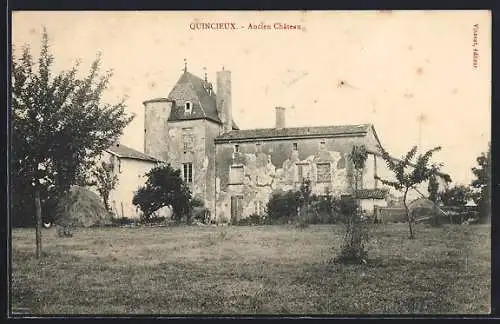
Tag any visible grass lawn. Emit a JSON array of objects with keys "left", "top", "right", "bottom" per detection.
[{"left": 11, "top": 223, "right": 490, "bottom": 315}]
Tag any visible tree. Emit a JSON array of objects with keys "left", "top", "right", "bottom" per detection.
[
  {"left": 11, "top": 28, "right": 134, "bottom": 258},
  {"left": 89, "top": 161, "right": 118, "bottom": 213},
  {"left": 335, "top": 145, "right": 369, "bottom": 264},
  {"left": 427, "top": 163, "right": 451, "bottom": 226},
  {"left": 375, "top": 146, "right": 447, "bottom": 239},
  {"left": 132, "top": 163, "right": 192, "bottom": 221},
  {"left": 440, "top": 185, "right": 473, "bottom": 207},
  {"left": 349, "top": 145, "right": 369, "bottom": 196},
  {"left": 471, "top": 143, "right": 491, "bottom": 223}
]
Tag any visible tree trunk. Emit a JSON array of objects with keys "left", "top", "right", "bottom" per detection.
[
  {"left": 103, "top": 195, "right": 110, "bottom": 213},
  {"left": 403, "top": 188, "right": 414, "bottom": 239},
  {"left": 34, "top": 187, "right": 43, "bottom": 259}
]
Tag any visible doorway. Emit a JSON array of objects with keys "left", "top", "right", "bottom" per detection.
[{"left": 230, "top": 195, "right": 244, "bottom": 224}]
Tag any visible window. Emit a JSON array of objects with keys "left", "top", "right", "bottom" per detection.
[
  {"left": 256, "top": 143, "right": 261, "bottom": 151},
  {"left": 183, "top": 163, "right": 193, "bottom": 183},
  {"left": 316, "top": 163, "right": 331, "bottom": 183},
  {"left": 296, "top": 163, "right": 309, "bottom": 182},
  {"left": 254, "top": 201, "right": 264, "bottom": 215},
  {"left": 320, "top": 140, "right": 326, "bottom": 150},
  {"left": 229, "top": 165, "right": 244, "bottom": 184},
  {"left": 234, "top": 144, "right": 240, "bottom": 153},
  {"left": 297, "top": 164, "right": 304, "bottom": 182},
  {"left": 182, "top": 128, "right": 194, "bottom": 152},
  {"left": 292, "top": 143, "right": 298, "bottom": 151},
  {"left": 185, "top": 101, "right": 192, "bottom": 113},
  {"left": 337, "top": 155, "right": 346, "bottom": 169}
]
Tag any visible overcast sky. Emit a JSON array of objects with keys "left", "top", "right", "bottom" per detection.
[{"left": 12, "top": 10, "right": 491, "bottom": 186}]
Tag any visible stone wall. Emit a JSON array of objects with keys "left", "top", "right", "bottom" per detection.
[
  {"left": 204, "top": 120, "right": 223, "bottom": 213},
  {"left": 165, "top": 119, "right": 209, "bottom": 204},
  {"left": 214, "top": 134, "right": 382, "bottom": 222},
  {"left": 143, "top": 99, "right": 173, "bottom": 161}
]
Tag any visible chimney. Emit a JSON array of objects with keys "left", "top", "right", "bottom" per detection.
[
  {"left": 216, "top": 69, "right": 233, "bottom": 133},
  {"left": 275, "top": 106, "right": 286, "bottom": 129}
]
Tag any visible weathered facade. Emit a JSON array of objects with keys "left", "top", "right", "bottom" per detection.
[
  {"left": 213, "top": 119, "right": 388, "bottom": 222},
  {"left": 142, "top": 66, "right": 448, "bottom": 222}
]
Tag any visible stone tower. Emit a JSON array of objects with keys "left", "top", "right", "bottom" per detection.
[{"left": 143, "top": 66, "right": 238, "bottom": 215}]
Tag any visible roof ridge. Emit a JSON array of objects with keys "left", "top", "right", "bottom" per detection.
[
  {"left": 186, "top": 72, "right": 208, "bottom": 119},
  {"left": 106, "top": 143, "right": 159, "bottom": 162},
  {"left": 223, "top": 123, "right": 372, "bottom": 133}
]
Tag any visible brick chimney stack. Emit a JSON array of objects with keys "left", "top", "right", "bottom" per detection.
[
  {"left": 275, "top": 106, "right": 286, "bottom": 129},
  {"left": 216, "top": 69, "right": 233, "bottom": 133}
]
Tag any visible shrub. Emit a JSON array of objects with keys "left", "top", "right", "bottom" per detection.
[
  {"left": 141, "top": 215, "right": 167, "bottom": 225},
  {"left": 296, "top": 219, "right": 309, "bottom": 229},
  {"left": 190, "top": 198, "right": 212, "bottom": 224},
  {"left": 339, "top": 195, "right": 358, "bottom": 223},
  {"left": 235, "top": 213, "right": 263, "bottom": 226},
  {"left": 335, "top": 217, "right": 371, "bottom": 264},
  {"left": 309, "top": 195, "right": 343, "bottom": 224},
  {"left": 334, "top": 198, "right": 371, "bottom": 265},
  {"left": 106, "top": 217, "right": 135, "bottom": 227},
  {"left": 190, "top": 198, "right": 205, "bottom": 208},
  {"left": 266, "top": 190, "right": 301, "bottom": 223},
  {"left": 133, "top": 164, "right": 192, "bottom": 222}
]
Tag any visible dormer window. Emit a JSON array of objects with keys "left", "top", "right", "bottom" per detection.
[{"left": 184, "top": 101, "right": 192, "bottom": 114}]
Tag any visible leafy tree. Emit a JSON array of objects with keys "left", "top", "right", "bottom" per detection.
[
  {"left": 471, "top": 143, "right": 491, "bottom": 223},
  {"left": 132, "top": 163, "right": 192, "bottom": 221},
  {"left": 88, "top": 161, "right": 118, "bottom": 213},
  {"left": 11, "top": 28, "right": 134, "bottom": 258},
  {"left": 375, "top": 146, "right": 447, "bottom": 239},
  {"left": 440, "top": 185, "right": 473, "bottom": 207}
]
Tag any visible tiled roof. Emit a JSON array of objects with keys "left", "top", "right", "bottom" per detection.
[
  {"left": 106, "top": 144, "right": 159, "bottom": 162},
  {"left": 355, "top": 188, "right": 389, "bottom": 200},
  {"left": 215, "top": 124, "right": 372, "bottom": 142},
  {"left": 167, "top": 71, "right": 239, "bottom": 129}
]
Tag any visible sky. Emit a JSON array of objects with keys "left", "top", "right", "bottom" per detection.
[{"left": 12, "top": 10, "right": 491, "bottom": 186}]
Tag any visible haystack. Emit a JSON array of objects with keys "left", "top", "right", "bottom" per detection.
[{"left": 55, "top": 185, "right": 112, "bottom": 228}]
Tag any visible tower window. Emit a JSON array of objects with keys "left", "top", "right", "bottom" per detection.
[
  {"left": 320, "top": 140, "right": 326, "bottom": 150},
  {"left": 293, "top": 143, "right": 298, "bottom": 151},
  {"left": 184, "top": 101, "right": 192, "bottom": 114},
  {"left": 182, "top": 163, "right": 193, "bottom": 183},
  {"left": 182, "top": 128, "right": 194, "bottom": 152},
  {"left": 234, "top": 144, "right": 240, "bottom": 153}
]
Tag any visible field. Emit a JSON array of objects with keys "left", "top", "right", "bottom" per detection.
[{"left": 11, "top": 223, "right": 490, "bottom": 315}]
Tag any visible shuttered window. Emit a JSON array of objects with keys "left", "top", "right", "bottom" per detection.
[
  {"left": 229, "top": 165, "right": 244, "bottom": 184},
  {"left": 316, "top": 163, "right": 331, "bottom": 183}
]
